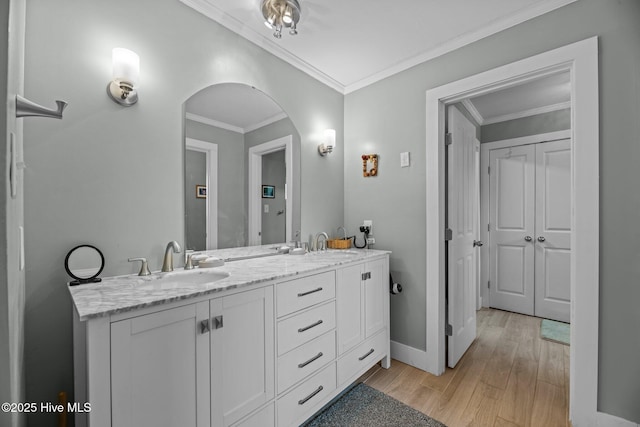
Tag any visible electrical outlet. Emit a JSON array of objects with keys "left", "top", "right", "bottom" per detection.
[
  {"left": 366, "top": 236, "right": 375, "bottom": 245},
  {"left": 363, "top": 220, "right": 373, "bottom": 235}
]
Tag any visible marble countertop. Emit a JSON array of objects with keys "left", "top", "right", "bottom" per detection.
[{"left": 69, "top": 247, "right": 389, "bottom": 321}]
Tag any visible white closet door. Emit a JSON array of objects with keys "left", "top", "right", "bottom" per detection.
[
  {"left": 447, "top": 106, "right": 478, "bottom": 368},
  {"left": 534, "top": 139, "right": 571, "bottom": 322},
  {"left": 489, "top": 145, "right": 536, "bottom": 316}
]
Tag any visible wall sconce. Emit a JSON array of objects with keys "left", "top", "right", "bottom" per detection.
[
  {"left": 107, "top": 48, "right": 139, "bottom": 106},
  {"left": 318, "top": 129, "right": 336, "bottom": 156}
]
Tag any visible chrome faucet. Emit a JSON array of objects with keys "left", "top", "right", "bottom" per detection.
[
  {"left": 314, "top": 232, "right": 329, "bottom": 251},
  {"left": 337, "top": 226, "right": 347, "bottom": 240},
  {"left": 161, "top": 241, "right": 182, "bottom": 272}
]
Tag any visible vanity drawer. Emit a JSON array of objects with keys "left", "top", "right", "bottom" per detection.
[
  {"left": 278, "top": 330, "right": 336, "bottom": 394},
  {"left": 337, "top": 329, "right": 387, "bottom": 386},
  {"left": 277, "top": 301, "right": 336, "bottom": 356},
  {"left": 276, "top": 362, "right": 337, "bottom": 427},
  {"left": 277, "top": 271, "right": 336, "bottom": 317}
]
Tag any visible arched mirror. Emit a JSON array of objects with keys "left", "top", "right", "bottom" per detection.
[
  {"left": 184, "top": 83, "right": 301, "bottom": 251},
  {"left": 64, "top": 244, "right": 104, "bottom": 285}
]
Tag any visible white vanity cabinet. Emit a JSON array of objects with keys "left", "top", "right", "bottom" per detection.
[
  {"left": 110, "top": 302, "right": 211, "bottom": 427},
  {"left": 78, "top": 286, "right": 274, "bottom": 427},
  {"left": 73, "top": 252, "right": 389, "bottom": 427},
  {"left": 210, "top": 287, "right": 274, "bottom": 427},
  {"left": 336, "top": 257, "right": 389, "bottom": 386}
]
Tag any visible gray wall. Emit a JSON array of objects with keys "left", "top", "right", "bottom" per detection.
[
  {"left": 344, "top": 0, "right": 640, "bottom": 421},
  {"left": 22, "top": 0, "right": 344, "bottom": 425},
  {"left": 184, "top": 149, "right": 206, "bottom": 251},
  {"left": 261, "top": 150, "right": 286, "bottom": 244},
  {"left": 1, "top": 1, "right": 25, "bottom": 426},
  {"left": 481, "top": 108, "right": 571, "bottom": 143},
  {"left": 245, "top": 117, "right": 302, "bottom": 242},
  {"left": 186, "top": 119, "right": 246, "bottom": 249}
]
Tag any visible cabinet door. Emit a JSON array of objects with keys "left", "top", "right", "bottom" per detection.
[
  {"left": 111, "top": 302, "right": 210, "bottom": 427},
  {"left": 211, "top": 287, "right": 275, "bottom": 427},
  {"left": 336, "top": 263, "right": 364, "bottom": 354},
  {"left": 364, "top": 258, "right": 386, "bottom": 338}
]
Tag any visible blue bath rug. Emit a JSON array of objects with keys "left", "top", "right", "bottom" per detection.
[
  {"left": 303, "top": 382, "right": 446, "bottom": 427},
  {"left": 540, "top": 319, "right": 570, "bottom": 345}
]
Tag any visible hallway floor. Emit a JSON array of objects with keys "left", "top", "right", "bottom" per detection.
[{"left": 363, "top": 308, "right": 570, "bottom": 427}]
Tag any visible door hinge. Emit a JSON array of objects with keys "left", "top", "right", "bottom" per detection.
[
  {"left": 487, "top": 223, "right": 490, "bottom": 231},
  {"left": 488, "top": 281, "right": 491, "bottom": 289},
  {"left": 445, "top": 228, "right": 453, "bottom": 241},
  {"left": 361, "top": 272, "right": 371, "bottom": 281},
  {"left": 487, "top": 166, "right": 491, "bottom": 174},
  {"left": 445, "top": 133, "right": 452, "bottom": 146},
  {"left": 445, "top": 323, "right": 453, "bottom": 336},
  {"left": 212, "top": 315, "right": 223, "bottom": 329}
]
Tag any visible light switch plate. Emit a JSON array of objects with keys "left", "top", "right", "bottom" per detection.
[
  {"left": 400, "top": 152, "right": 410, "bottom": 168},
  {"left": 264, "top": 204, "right": 269, "bottom": 213}
]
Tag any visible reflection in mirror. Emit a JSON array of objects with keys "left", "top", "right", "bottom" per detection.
[
  {"left": 184, "top": 83, "right": 301, "bottom": 251},
  {"left": 64, "top": 244, "right": 105, "bottom": 284}
]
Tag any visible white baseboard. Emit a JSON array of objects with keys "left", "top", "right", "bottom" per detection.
[
  {"left": 390, "top": 340, "right": 429, "bottom": 372},
  {"left": 597, "top": 411, "right": 639, "bottom": 427}
]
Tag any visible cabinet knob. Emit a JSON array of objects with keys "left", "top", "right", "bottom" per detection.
[{"left": 537, "top": 236, "right": 546, "bottom": 242}]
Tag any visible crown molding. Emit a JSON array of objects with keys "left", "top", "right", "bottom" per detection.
[
  {"left": 244, "top": 112, "right": 288, "bottom": 134},
  {"left": 185, "top": 111, "right": 289, "bottom": 134},
  {"left": 180, "top": 0, "right": 578, "bottom": 96},
  {"left": 461, "top": 99, "right": 485, "bottom": 125},
  {"left": 482, "top": 101, "right": 571, "bottom": 125},
  {"left": 185, "top": 113, "right": 244, "bottom": 134},
  {"left": 179, "top": 0, "right": 345, "bottom": 93}
]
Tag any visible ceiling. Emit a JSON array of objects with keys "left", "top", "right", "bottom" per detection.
[
  {"left": 180, "top": 0, "right": 576, "bottom": 93},
  {"left": 186, "top": 84, "right": 286, "bottom": 133},
  {"left": 464, "top": 71, "right": 571, "bottom": 125}
]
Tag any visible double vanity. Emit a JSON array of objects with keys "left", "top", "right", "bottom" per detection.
[{"left": 70, "top": 246, "right": 390, "bottom": 427}]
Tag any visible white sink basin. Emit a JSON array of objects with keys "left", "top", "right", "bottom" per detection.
[{"left": 138, "top": 269, "right": 230, "bottom": 290}]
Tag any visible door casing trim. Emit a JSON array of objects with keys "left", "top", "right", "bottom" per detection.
[{"left": 425, "top": 37, "right": 599, "bottom": 425}]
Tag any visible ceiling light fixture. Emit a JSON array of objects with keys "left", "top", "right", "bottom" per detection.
[{"left": 261, "top": 0, "right": 301, "bottom": 39}]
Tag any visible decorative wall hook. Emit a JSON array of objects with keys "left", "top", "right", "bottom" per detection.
[
  {"left": 16, "top": 95, "right": 67, "bottom": 119},
  {"left": 362, "top": 154, "right": 378, "bottom": 177}
]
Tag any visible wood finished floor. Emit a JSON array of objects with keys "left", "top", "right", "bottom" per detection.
[{"left": 362, "top": 308, "right": 570, "bottom": 427}]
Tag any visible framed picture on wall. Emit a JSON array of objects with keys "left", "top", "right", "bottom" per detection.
[
  {"left": 262, "top": 185, "right": 275, "bottom": 199},
  {"left": 196, "top": 185, "right": 207, "bottom": 199}
]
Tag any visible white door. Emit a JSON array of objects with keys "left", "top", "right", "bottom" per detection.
[
  {"left": 534, "top": 139, "right": 571, "bottom": 322},
  {"left": 488, "top": 145, "right": 536, "bottom": 315},
  {"left": 447, "top": 106, "right": 478, "bottom": 368},
  {"left": 488, "top": 139, "right": 571, "bottom": 322}
]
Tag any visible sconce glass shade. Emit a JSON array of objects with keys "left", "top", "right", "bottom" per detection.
[
  {"left": 108, "top": 48, "right": 139, "bottom": 106},
  {"left": 318, "top": 128, "right": 336, "bottom": 156}
]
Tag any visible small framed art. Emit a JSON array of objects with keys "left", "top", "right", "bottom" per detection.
[{"left": 262, "top": 185, "right": 275, "bottom": 198}]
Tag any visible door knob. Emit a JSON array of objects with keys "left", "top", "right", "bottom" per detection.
[
  {"left": 473, "top": 240, "right": 483, "bottom": 247},
  {"left": 537, "top": 236, "right": 546, "bottom": 242},
  {"left": 524, "top": 236, "right": 532, "bottom": 242}
]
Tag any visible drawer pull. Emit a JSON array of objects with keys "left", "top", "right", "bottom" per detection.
[
  {"left": 298, "top": 352, "right": 324, "bottom": 369},
  {"left": 298, "top": 319, "right": 323, "bottom": 333},
  {"left": 358, "top": 348, "right": 375, "bottom": 361},
  {"left": 298, "top": 385, "right": 324, "bottom": 405},
  {"left": 297, "top": 287, "right": 323, "bottom": 297}
]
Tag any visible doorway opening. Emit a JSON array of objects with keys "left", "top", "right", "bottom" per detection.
[
  {"left": 425, "top": 38, "right": 599, "bottom": 424},
  {"left": 248, "top": 135, "right": 293, "bottom": 246},
  {"left": 185, "top": 138, "right": 218, "bottom": 250}
]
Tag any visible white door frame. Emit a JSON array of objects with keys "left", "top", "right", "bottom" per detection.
[
  {"left": 186, "top": 138, "right": 218, "bottom": 250},
  {"left": 479, "top": 130, "right": 571, "bottom": 309},
  {"left": 425, "top": 37, "right": 599, "bottom": 425},
  {"left": 248, "top": 135, "right": 293, "bottom": 246}
]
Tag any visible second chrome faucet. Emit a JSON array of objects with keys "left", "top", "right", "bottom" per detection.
[{"left": 161, "top": 240, "right": 182, "bottom": 272}]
